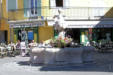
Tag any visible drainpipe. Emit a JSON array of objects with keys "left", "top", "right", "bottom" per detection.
[{"left": 0, "top": 0, "right": 2, "bottom": 28}]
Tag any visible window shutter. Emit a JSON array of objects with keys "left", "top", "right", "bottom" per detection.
[
  {"left": 37, "top": 0, "right": 41, "bottom": 16},
  {"left": 8, "top": 0, "right": 17, "bottom": 11},
  {"left": 50, "top": 0, "right": 56, "bottom": 8},
  {"left": 24, "top": 0, "right": 30, "bottom": 9},
  {"left": 64, "top": 0, "right": 70, "bottom": 8},
  {"left": 24, "top": 0, "right": 30, "bottom": 17},
  {"left": 31, "top": 0, "right": 34, "bottom": 8}
]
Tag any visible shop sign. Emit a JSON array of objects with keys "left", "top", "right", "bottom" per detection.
[{"left": 9, "top": 21, "right": 45, "bottom": 28}]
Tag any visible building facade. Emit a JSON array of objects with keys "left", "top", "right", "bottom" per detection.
[
  {"left": 6, "top": 0, "right": 54, "bottom": 43},
  {"left": 42, "top": 0, "right": 113, "bottom": 45},
  {"left": 0, "top": 0, "right": 10, "bottom": 44},
  {"left": 2, "top": 0, "right": 113, "bottom": 45}
]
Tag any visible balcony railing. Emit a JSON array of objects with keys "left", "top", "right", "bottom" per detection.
[{"left": 8, "top": 7, "right": 113, "bottom": 21}]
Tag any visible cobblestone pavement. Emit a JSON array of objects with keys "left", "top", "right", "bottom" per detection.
[{"left": 0, "top": 51, "right": 113, "bottom": 75}]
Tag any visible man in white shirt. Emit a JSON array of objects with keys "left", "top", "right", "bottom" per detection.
[{"left": 20, "top": 41, "right": 26, "bottom": 56}]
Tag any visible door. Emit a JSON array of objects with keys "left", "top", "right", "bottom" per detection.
[{"left": 28, "top": 31, "right": 34, "bottom": 42}]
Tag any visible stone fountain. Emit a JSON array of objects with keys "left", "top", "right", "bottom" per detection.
[{"left": 29, "top": 9, "right": 95, "bottom": 65}]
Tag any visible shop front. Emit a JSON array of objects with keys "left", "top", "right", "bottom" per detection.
[
  {"left": 65, "top": 28, "right": 113, "bottom": 46},
  {"left": 92, "top": 28, "right": 113, "bottom": 42},
  {"left": 80, "top": 28, "right": 113, "bottom": 45},
  {"left": 13, "top": 27, "right": 38, "bottom": 43},
  {"left": 9, "top": 20, "right": 54, "bottom": 44},
  {"left": 65, "top": 20, "right": 113, "bottom": 46},
  {"left": 9, "top": 20, "right": 45, "bottom": 43}
]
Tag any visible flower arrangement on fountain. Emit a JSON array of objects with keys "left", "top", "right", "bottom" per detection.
[
  {"left": 54, "top": 36, "right": 72, "bottom": 48},
  {"left": 44, "top": 35, "right": 73, "bottom": 48}
]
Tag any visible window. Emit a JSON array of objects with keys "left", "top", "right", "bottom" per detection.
[
  {"left": 56, "top": 0, "right": 63, "bottom": 7},
  {"left": 31, "top": 0, "right": 37, "bottom": 15},
  {"left": 24, "top": 0, "right": 41, "bottom": 17},
  {"left": 50, "top": 0, "right": 69, "bottom": 8},
  {"left": 7, "top": 0, "right": 18, "bottom": 11}
]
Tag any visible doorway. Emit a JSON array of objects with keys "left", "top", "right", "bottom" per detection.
[
  {"left": 17, "top": 30, "right": 34, "bottom": 42},
  {"left": 0, "top": 31, "right": 7, "bottom": 43},
  {"left": 66, "top": 28, "right": 80, "bottom": 43},
  {"left": 28, "top": 30, "right": 34, "bottom": 43}
]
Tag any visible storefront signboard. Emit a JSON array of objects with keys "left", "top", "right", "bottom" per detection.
[{"left": 9, "top": 21, "right": 45, "bottom": 28}]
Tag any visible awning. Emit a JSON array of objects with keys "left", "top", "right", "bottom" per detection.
[{"left": 48, "top": 20, "right": 113, "bottom": 28}]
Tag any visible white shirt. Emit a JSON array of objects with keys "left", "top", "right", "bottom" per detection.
[{"left": 20, "top": 42, "right": 26, "bottom": 49}]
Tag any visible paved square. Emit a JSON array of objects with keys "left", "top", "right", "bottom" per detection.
[{"left": 0, "top": 51, "right": 113, "bottom": 75}]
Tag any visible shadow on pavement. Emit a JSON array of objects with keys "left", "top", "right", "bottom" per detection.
[
  {"left": 17, "top": 61, "right": 44, "bottom": 66},
  {"left": 39, "top": 63, "right": 111, "bottom": 72},
  {"left": 16, "top": 50, "right": 113, "bottom": 72},
  {"left": 17, "top": 59, "right": 113, "bottom": 72}
]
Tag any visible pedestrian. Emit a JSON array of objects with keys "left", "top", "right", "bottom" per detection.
[
  {"left": 16, "top": 40, "right": 21, "bottom": 49},
  {"left": 20, "top": 41, "right": 26, "bottom": 57}
]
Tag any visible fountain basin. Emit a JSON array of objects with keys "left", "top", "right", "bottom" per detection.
[{"left": 30, "top": 46, "right": 95, "bottom": 64}]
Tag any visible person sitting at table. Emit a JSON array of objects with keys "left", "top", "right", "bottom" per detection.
[
  {"left": 16, "top": 40, "right": 21, "bottom": 50},
  {"left": 29, "top": 40, "right": 37, "bottom": 48}
]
